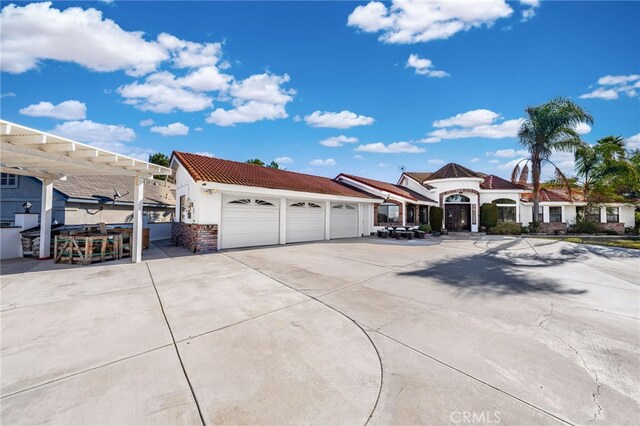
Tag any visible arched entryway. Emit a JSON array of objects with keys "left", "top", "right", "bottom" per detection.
[{"left": 444, "top": 194, "right": 471, "bottom": 231}]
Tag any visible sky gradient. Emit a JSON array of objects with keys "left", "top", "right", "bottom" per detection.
[{"left": 1, "top": 0, "right": 639, "bottom": 182}]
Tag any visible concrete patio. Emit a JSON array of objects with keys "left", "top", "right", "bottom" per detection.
[{"left": 1, "top": 237, "right": 638, "bottom": 425}]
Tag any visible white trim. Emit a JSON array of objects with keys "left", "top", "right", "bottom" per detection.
[{"left": 202, "top": 181, "right": 381, "bottom": 203}]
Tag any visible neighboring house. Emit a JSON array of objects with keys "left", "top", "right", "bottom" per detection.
[
  {"left": 170, "top": 151, "right": 382, "bottom": 251},
  {"left": 170, "top": 153, "right": 637, "bottom": 251},
  {"left": 0, "top": 173, "right": 175, "bottom": 226}
]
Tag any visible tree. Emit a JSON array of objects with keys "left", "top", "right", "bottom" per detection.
[
  {"left": 511, "top": 97, "right": 593, "bottom": 225},
  {"left": 246, "top": 159, "right": 280, "bottom": 169},
  {"left": 148, "top": 152, "right": 171, "bottom": 180},
  {"left": 575, "top": 136, "right": 640, "bottom": 206},
  {"left": 246, "top": 158, "right": 265, "bottom": 166},
  {"left": 148, "top": 152, "right": 170, "bottom": 167}
]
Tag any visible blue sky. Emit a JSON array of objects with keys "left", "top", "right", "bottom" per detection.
[{"left": 1, "top": 0, "right": 639, "bottom": 182}]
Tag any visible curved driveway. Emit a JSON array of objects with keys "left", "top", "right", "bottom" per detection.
[{"left": 1, "top": 237, "right": 638, "bottom": 425}]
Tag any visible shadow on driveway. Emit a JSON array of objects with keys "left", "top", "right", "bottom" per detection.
[{"left": 398, "top": 240, "right": 590, "bottom": 296}]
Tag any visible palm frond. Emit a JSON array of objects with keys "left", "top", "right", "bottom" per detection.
[
  {"left": 547, "top": 159, "right": 574, "bottom": 202},
  {"left": 511, "top": 163, "right": 521, "bottom": 183},
  {"left": 519, "top": 163, "right": 529, "bottom": 184}
]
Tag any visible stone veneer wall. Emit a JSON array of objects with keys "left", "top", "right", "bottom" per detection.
[
  {"left": 539, "top": 222, "right": 568, "bottom": 234},
  {"left": 597, "top": 223, "right": 625, "bottom": 234},
  {"left": 172, "top": 222, "right": 218, "bottom": 253}
]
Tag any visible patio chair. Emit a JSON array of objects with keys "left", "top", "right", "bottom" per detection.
[{"left": 377, "top": 229, "right": 389, "bottom": 238}]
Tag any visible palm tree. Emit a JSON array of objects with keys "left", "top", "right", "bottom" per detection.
[{"left": 511, "top": 97, "right": 593, "bottom": 225}]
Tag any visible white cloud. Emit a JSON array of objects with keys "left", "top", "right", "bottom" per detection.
[
  {"left": 150, "top": 122, "right": 189, "bottom": 136},
  {"left": 50, "top": 120, "right": 135, "bottom": 144},
  {"left": 157, "top": 33, "right": 223, "bottom": 69},
  {"left": 355, "top": 141, "right": 426, "bottom": 154},
  {"left": 427, "top": 111, "right": 523, "bottom": 142},
  {"left": 486, "top": 148, "right": 529, "bottom": 158},
  {"left": 117, "top": 71, "right": 214, "bottom": 113},
  {"left": 520, "top": 0, "right": 540, "bottom": 21},
  {"left": 488, "top": 159, "right": 500, "bottom": 164},
  {"left": 305, "top": 110, "right": 375, "bottom": 129},
  {"left": 427, "top": 158, "right": 445, "bottom": 165},
  {"left": 575, "top": 122, "right": 591, "bottom": 135},
  {"left": 378, "top": 162, "right": 391, "bottom": 167},
  {"left": 293, "top": 114, "right": 302, "bottom": 122},
  {"left": 274, "top": 156, "right": 293, "bottom": 164},
  {"left": 433, "top": 109, "right": 500, "bottom": 128},
  {"left": 1, "top": 92, "right": 16, "bottom": 98},
  {"left": 347, "top": 0, "right": 513, "bottom": 44},
  {"left": 626, "top": 133, "right": 640, "bottom": 150},
  {"left": 425, "top": 108, "right": 525, "bottom": 143},
  {"left": 19, "top": 100, "right": 86, "bottom": 120},
  {"left": 194, "top": 151, "right": 215, "bottom": 157},
  {"left": 48, "top": 120, "right": 151, "bottom": 160},
  {"left": 140, "top": 119, "right": 154, "bottom": 127},
  {"left": 470, "top": 157, "right": 479, "bottom": 163},
  {"left": 194, "top": 127, "right": 204, "bottom": 132},
  {"left": 310, "top": 158, "right": 336, "bottom": 166},
  {"left": 406, "top": 54, "right": 449, "bottom": 78},
  {"left": 0, "top": 2, "right": 167, "bottom": 76},
  {"left": 319, "top": 135, "right": 359, "bottom": 147},
  {"left": 176, "top": 65, "right": 232, "bottom": 92},
  {"left": 353, "top": 154, "right": 364, "bottom": 160},
  {"left": 580, "top": 74, "right": 640, "bottom": 100},
  {"left": 206, "top": 73, "right": 294, "bottom": 126}
]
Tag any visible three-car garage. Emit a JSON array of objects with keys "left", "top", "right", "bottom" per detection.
[{"left": 219, "top": 195, "right": 362, "bottom": 249}]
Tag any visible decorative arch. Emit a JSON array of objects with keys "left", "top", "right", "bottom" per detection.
[{"left": 445, "top": 194, "right": 470, "bottom": 203}]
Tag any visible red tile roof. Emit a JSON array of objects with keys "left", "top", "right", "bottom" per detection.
[
  {"left": 426, "top": 163, "right": 484, "bottom": 180},
  {"left": 172, "top": 151, "right": 376, "bottom": 199},
  {"left": 337, "top": 174, "right": 437, "bottom": 203},
  {"left": 480, "top": 175, "right": 528, "bottom": 190},
  {"left": 521, "top": 188, "right": 582, "bottom": 203}
]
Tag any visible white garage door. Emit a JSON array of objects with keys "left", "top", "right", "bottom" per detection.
[
  {"left": 330, "top": 203, "right": 358, "bottom": 239},
  {"left": 286, "top": 201, "right": 325, "bottom": 243},
  {"left": 221, "top": 196, "right": 280, "bottom": 249}
]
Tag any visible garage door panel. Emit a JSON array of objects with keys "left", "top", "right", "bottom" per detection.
[
  {"left": 330, "top": 204, "right": 358, "bottom": 239},
  {"left": 286, "top": 201, "right": 325, "bottom": 243},
  {"left": 221, "top": 196, "right": 279, "bottom": 249}
]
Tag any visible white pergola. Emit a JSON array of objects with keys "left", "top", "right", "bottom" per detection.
[{"left": 0, "top": 119, "right": 172, "bottom": 263}]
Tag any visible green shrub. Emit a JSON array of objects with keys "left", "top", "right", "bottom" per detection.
[
  {"left": 480, "top": 203, "right": 499, "bottom": 229},
  {"left": 568, "top": 217, "right": 599, "bottom": 234},
  {"left": 521, "top": 226, "right": 530, "bottom": 234},
  {"left": 635, "top": 211, "right": 640, "bottom": 230},
  {"left": 418, "top": 223, "right": 432, "bottom": 233},
  {"left": 429, "top": 207, "right": 443, "bottom": 232},
  {"left": 528, "top": 221, "right": 541, "bottom": 234},
  {"left": 488, "top": 222, "right": 522, "bottom": 235},
  {"left": 603, "top": 229, "right": 619, "bottom": 235}
]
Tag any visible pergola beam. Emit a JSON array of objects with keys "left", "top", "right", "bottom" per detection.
[{"left": 0, "top": 166, "right": 64, "bottom": 180}]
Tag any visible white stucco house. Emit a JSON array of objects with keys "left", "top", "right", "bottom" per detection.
[
  {"left": 170, "top": 151, "right": 382, "bottom": 251},
  {"left": 171, "top": 153, "right": 637, "bottom": 251}
]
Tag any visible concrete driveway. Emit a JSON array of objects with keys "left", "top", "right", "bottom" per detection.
[{"left": 1, "top": 237, "right": 638, "bottom": 425}]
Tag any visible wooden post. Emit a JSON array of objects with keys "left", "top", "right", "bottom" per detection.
[
  {"left": 132, "top": 176, "right": 144, "bottom": 263},
  {"left": 39, "top": 178, "right": 53, "bottom": 259}
]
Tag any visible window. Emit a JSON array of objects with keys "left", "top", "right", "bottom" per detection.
[
  {"left": 493, "top": 198, "right": 517, "bottom": 223},
  {"left": 445, "top": 194, "right": 470, "bottom": 203},
  {"left": 377, "top": 203, "right": 400, "bottom": 224},
  {"left": 492, "top": 198, "right": 516, "bottom": 205},
  {"left": 0, "top": 173, "right": 17, "bottom": 188},
  {"left": 532, "top": 206, "right": 543, "bottom": 222},
  {"left": 549, "top": 207, "right": 562, "bottom": 223},
  {"left": 229, "top": 199, "right": 251, "bottom": 205},
  {"left": 497, "top": 206, "right": 516, "bottom": 222},
  {"left": 576, "top": 206, "right": 600, "bottom": 223},
  {"left": 419, "top": 206, "right": 429, "bottom": 224},
  {"left": 179, "top": 195, "right": 187, "bottom": 222},
  {"left": 308, "top": 203, "right": 322, "bottom": 208},
  {"left": 606, "top": 207, "right": 619, "bottom": 223},
  {"left": 290, "top": 202, "right": 306, "bottom": 207},
  {"left": 406, "top": 205, "right": 416, "bottom": 223},
  {"left": 255, "top": 199, "right": 274, "bottom": 206}
]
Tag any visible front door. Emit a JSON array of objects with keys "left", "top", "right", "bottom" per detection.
[{"left": 445, "top": 204, "right": 471, "bottom": 231}]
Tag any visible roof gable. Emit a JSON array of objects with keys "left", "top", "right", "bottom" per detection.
[
  {"left": 338, "top": 174, "right": 436, "bottom": 203},
  {"left": 427, "top": 163, "right": 483, "bottom": 180}
]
